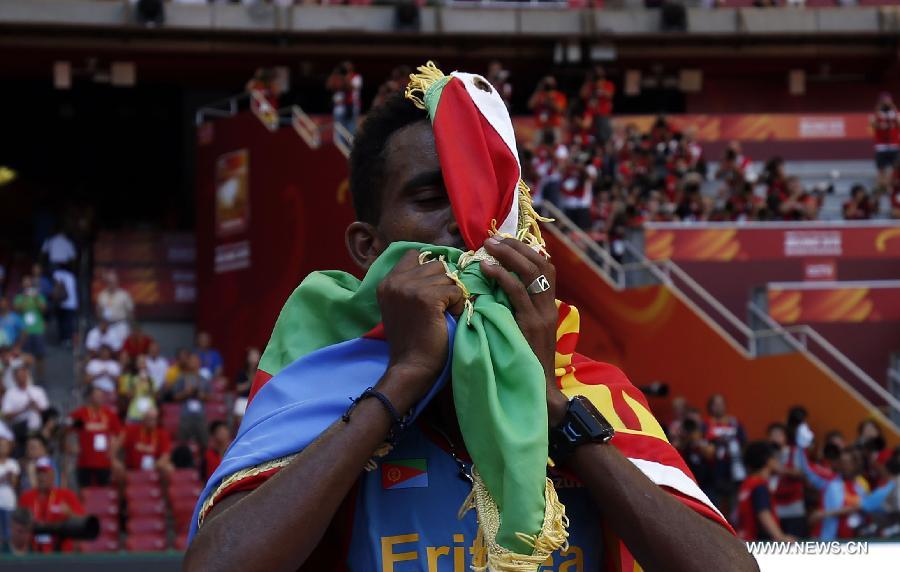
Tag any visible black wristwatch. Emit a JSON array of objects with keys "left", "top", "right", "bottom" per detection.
[{"left": 549, "top": 395, "right": 615, "bottom": 463}]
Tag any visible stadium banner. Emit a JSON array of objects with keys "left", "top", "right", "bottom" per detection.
[
  {"left": 511, "top": 113, "right": 873, "bottom": 143},
  {"left": 767, "top": 281, "right": 900, "bottom": 324},
  {"left": 214, "top": 149, "right": 251, "bottom": 237},
  {"left": 644, "top": 223, "right": 900, "bottom": 262}
]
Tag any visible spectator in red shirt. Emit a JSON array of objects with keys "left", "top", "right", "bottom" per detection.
[
  {"left": 870, "top": 92, "right": 900, "bottom": 191},
  {"left": 528, "top": 76, "right": 567, "bottom": 146},
  {"left": 68, "top": 386, "right": 122, "bottom": 487},
  {"left": 736, "top": 442, "right": 795, "bottom": 542},
  {"left": 18, "top": 457, "right": 85, "bottom": 553},
  {"left": 123, "top": 407, "right": 173, "bottom": 477},
  {"left": 843, "top": 184, "right": 875, "bottom": 220},
  {"left": 580, "top": 66, "right": 615, "bottom": 144},
  {"left": 122, "top": 322, "right": 154, "bottom": 361},
  {"left": 203, "top": 420, "right": 232, "bottom": 481}
]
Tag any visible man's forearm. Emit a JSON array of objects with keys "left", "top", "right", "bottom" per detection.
[
  {"left": 184, "top": 366, "right": 426, "bottom": 572},
  {"left": 568, "top": 443, "right": 758, "bottom": 572}
]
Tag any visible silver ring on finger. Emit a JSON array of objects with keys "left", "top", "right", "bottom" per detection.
[{"left": 526, "top": 274, "right": 551, "bottom": 295}]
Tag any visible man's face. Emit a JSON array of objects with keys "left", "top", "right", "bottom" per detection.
[
  {"left": 768, "top": 427, "right": 787, "bottom": 448},
  {"left": 709, "top": 396, "right": 726, "bottom": 417},
  {"left": 13, "top": 368, "right": 28, "bottom": 388},
  {"left": 36, "top": 469, "right": 53, "bottom": 492},
  {"left": 371, "top": 121, "right": 464, "bottom": 257},
  {"left": 839, "top": 451, "right": 859, "bottom": 479}
]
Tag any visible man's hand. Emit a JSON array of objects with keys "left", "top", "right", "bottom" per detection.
[
  {"left": 481, "top": 237, "right": 568, "bottom": 426},
  {"left": 377, "top": 250, "right": 466, "bottom": 412}
]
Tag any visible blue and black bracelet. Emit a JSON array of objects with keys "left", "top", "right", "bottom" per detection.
[{"left": 342, "top": 386, "right": 411, "bottom": 445}]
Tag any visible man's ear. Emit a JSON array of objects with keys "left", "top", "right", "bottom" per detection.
[{"left": 345, "top": 221, "right": 385, "bottom": 271}]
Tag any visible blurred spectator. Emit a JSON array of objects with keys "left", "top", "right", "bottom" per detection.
[
  {"left": 371, "top": 65, "right": 410, "bottom": 110},
  {"left": 0, "top": 437, "right": 19, "bottom": 548},
  {"left": 122, "top": 322, "right": 154, "bottom": 361},
  {"left": 676, "top": 416, "right": 714, "bottom": 501},
  {"left": 704, "top": 394, "right": 747, "bottom": 518},
  {"left": 245, "top": 67, "right": 281, "bottom": 109},
  {"left": 123, "top": 407, "right": 173, "bottom": 476},
  {"left": 50, "top": 263, "right": 77, "bottom": 347},
  {"left": 68, "top": 386, "right": 122, "bottom": 487},
  {"left": 843, "top": 184, "right": 875, "bottom": 220},
  {"left": 119, "top": 355, "right": 155, "bottom": 423},
  {"left": 327, "top": 61, "right": 363, "bottom": 137},
  {"left": 779, "top": 177, "right": 819, "bottom": 220},
  {"left": 579, "top": 66, "right": 615, "bottom": 144},
  {"left": 715, "top": 141, "right": 753, "bottom": 193},
  {"left": 486, "top": 60, "right": 513, "bottom": 109},
  {"left": 95, "top": 271, "right": 133, "bottom": 344},
  {"left": 204, "top": 420, "right": 232, "bottom": 481},
  {"left": 18, "top": 457, "right": 85, "bottom": 553},
  {"left": 173, "top": 354, "right": 211, "bottom": 448},
  {"left": 145, "top": 341, "right": 169, "bottom": 393},
  {"left": 161, "top": 348, "right": 192, "bottom": 400},
  {"left": 40, "top": 225, "right": 76, "bottom": 269},
  {"left": 30, "top": 264, "right": 54, "bottom": 305},
  {"left": 0, "top": 298, "right": 23, "bottom": 350},
  {"left": 84, "top": 345, "right": 121, "bottom": 396},
  {"left": 736, "top": 441, "right": 794, "bottom": 542},
  {"left": 870, "top": 92, "right": 900, "bottom": 191},
  {"left": 2, "top": 366, "right": 49, "bottom": 444},
  {"left": 195, "top": 331, "right": 224, "bottom": 379},
  {"left": 529, "top": 76, "right": 567, "bottom": 145},
  {"left": 85, "top": 319, "right": 122, "bottom": 355},
  {"left": 768, "top": 418, "right": 809, "bottom": 538},
  {"left": 1, "top": 349, "right": 32, "bottom": 391},
  {"left": 12, "top": 277, "right": 47, "bottom": 378},
  {"left": 4, "top": 507, "right": 31, "bottom": 555},
  {"left": 815, "top": 447, "right": 896, "bottom": 541},
  {"left": 233, "top": 346, "right": 260, "bottom": 420},
  {"left": 17, "top": 435, "right": 56, "bottom": 493}
]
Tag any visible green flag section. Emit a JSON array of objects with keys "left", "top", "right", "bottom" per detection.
[{"left": 256, "top": 241, "right": 552, "bottom": 558}]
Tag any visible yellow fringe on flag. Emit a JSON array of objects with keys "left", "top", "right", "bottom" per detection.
[
  {"left": 405, "top": 61, "right": 446, "bottom": 110},
  {"left": 458, "top": 469, "right": 570, "bottom": 572}
]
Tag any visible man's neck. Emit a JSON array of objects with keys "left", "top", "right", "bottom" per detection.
[{"left": 421, "top": 384, "right": 464, "bottom": 451}]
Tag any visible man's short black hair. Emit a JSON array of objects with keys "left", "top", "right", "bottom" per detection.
[
  {"left": 349, "top": 92, "right": 428, "bottom": 224},
  {"left": 209, "top": 420, "right": 228, "bottom": 435},
  {"left": 744, "top": 440, "right": 776, "bottom": 473}
]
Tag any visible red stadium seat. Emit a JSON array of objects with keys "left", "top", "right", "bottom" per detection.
[
  {"left": 168, "top": 481, "right": 202, "bottom": 501},
  {"left": 125, "top": 470, "right": 160, "bottom": 485},
  {"left": 84, "top": 498, "right": 119, "bottom": 517},
  {"left": 125, "top": 533, "right": 167, "bottom": 552},
  {"left": 170, "top": 468, "right": 201, "bottom": 484},
  {"left": 126, "top": 516, "right": 166, "bottom": 535},
  {"left": 125, "top": 483, "right": 163, "bottom": 501},
  {"left": 205, "top": 402, "right": 228, "bottom": 422},
  {"left": 81, "top": 537, "right": 120, "bottom": 553},
  {"left": 174, "top": 533, "right": 189, "bottom": 551},
  {"left": 98, "top": 516, "right": 120, "bottom": 537},
  {"left": 126, "top": 498, "right": 166, "bottom": 517},
  {"left": 171, "top": 497, "right": 198, "bottom": 519},
  {"left": 82, "top": 486, "right": 118, "bottom": 503}
]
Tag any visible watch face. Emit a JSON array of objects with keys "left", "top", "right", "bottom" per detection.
[{"left": 570, "top": 396, "right": 615, "bottom": 442}]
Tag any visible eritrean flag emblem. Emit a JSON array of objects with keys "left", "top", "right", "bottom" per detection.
[{"left": 381, "top": 459, "right": 428, "bottom": 490}]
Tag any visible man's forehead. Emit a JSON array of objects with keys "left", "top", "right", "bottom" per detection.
[{"left": 384, "top": 120, "right": 439, "bottom": 178}]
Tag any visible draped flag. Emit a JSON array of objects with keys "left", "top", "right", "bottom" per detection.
[{"left": 189, "top": 61, "right": 731, "bottom": 571}]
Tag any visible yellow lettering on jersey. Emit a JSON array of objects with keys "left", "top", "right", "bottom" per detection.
[
  {"left": 558, "top": 545, "right": 584, "bottom": 572},
  {"left": 426, "top": 546, "right": 451, "bottom": 571},
  {"left": 381, "top": 533, "right": 419, "bottom": 572}
]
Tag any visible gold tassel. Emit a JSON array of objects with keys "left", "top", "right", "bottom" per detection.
[
  {"left": 458, "top": 468, "right": 569, "bottom": 572},
  {"left": 405, "top": 61, "right": 446, "bottom": 110}
]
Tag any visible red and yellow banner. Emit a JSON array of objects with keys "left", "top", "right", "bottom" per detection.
[
  {"left": 768, "top": 283, "right": 900, "bottom": 324},
  {"left": 645, "top": 224, "right": 900, "bottom": 262},
  {"left": 512, "top": 113, "right": 874, "bottom": 144}
]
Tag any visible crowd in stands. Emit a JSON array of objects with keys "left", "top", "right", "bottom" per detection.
[
  {"left": 667, "top": 394, "right": 900, "bottom": 542},
  {"left": 0, "top": 231, "right": 250, "bottom": 553}
]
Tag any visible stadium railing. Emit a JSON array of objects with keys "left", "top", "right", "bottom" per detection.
[{"left": 540, "top": 201, "right": 900, "bottom": 422}]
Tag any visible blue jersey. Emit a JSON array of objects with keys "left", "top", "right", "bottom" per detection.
[{"left": 344, "top": 425, "right": 602, "bottom": 572}]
